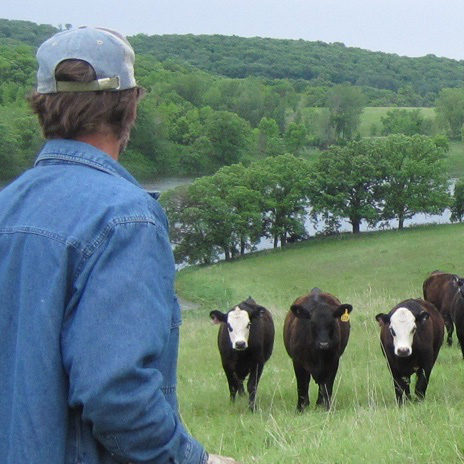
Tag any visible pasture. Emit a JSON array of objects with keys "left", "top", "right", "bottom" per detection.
[
  {"left": 358, "top": 106, "right": 437, "bottom": 138},
  {"left": 176, "top": 224, "right": 464, "bottom": 463}
]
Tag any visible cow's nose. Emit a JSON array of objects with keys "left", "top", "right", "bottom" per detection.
[
  {"left": 318, "top": 342, "right": 329, "bottom": 350},
  {"left": 235, "top": 341, "right": 247, "bottom": 351},
  {"left": 396, "top": 347, "right": 411, "bottom": 357}
]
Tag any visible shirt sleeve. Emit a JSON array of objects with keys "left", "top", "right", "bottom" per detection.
[{"left": 61, "top": 219, "right": 207, "bottom": 464}]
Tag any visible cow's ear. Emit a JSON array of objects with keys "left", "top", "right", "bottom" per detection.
[
  {"left": 333, "top": 304, "right": 353, "bottom": 319},
  {"left": 250, "top": 305, "right": 267, "bottom": 319},
  {"left": 416, "top": 311, "right": 430, "bottom": 324},
  {"left": 291, "top": 304, "right": 311, "bottom": 319},
  {"left": 245, "top": 296, "right": 256, "bottom": 305},
  {"left": 375, "top": 313, "right": 390, "bottom": 326},
  {"left": 210, "top": 310, "right": 227, "bottom": 324}
]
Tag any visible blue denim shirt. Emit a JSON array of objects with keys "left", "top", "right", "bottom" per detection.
[{"left": 0, "top": 139, "right": 207, "bottom": 464}]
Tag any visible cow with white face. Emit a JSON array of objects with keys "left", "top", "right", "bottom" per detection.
[
  {"left": 224, "top": 306, "right": 252, "bottom": 351},
  {"left": 375, "top": 298, "right": 444, "bottom": 404},
  {"left": 210, "top": 297, "right": 274, "bottom": 411}
]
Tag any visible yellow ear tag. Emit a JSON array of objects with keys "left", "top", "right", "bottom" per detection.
[{"left": 341, "top": 308, "right": 350, "bottom": 322}]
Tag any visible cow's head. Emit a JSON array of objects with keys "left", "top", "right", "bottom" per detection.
[
  {"left": 210, "top": 297, "right": 266, "bottom": 351},
  {"left": 375, "top": 307, "right": 429, "bottom": 357},
  {"left": 291, "top": 302, "right": 353, "bottom": 351}
]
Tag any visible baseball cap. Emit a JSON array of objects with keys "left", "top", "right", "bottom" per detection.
[{"left": 36, "top": 26, "right": 137, "bottom": 93}]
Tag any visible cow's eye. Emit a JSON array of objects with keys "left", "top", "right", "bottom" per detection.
[
  {"left": 411, "top": 326, "right": 416, "bottom": 334},
  {"left": 227, "top": 323, "right": 233, "bottom": 332},
  {"left": 247, "top": 322, "right": 251, "bottom": 329},
  {"left": 390, "top": 327, "right": 396, "bottom": 337}
]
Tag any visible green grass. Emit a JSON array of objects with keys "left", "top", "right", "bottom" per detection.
[
  {"left": 445, "top": 141, "right": 464, "bottom": 179},
  {"left": 176, "top": 224, "right": 464, "bottom": 463},
  {"left": 359, "top": 107, "right": 436, "bottom": 137}
]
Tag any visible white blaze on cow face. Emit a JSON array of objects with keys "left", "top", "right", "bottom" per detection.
[
  {"left": 389, "top": 307, "right": 416, "bottom": 357},
  {"left": 227, "top": 307, "right": 251, "bottom": 350}
]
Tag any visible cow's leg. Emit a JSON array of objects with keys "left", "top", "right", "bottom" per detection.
[
  {"left": 236, "top": 373, "right": 246, "bottom": 397},
  {"left": 316, "top": 370, "right": 337, "bottom": 411},
  {"left": 317, "top": 365, "right": 338, "bottom": 410},
  {"left": 415, "top": 368, "right": 430, "bottom": 400},
  {"left": 224, "top": 369, "right": 241, "bottom": 402},
  {"left": 393, "top": 374, "right": 410, "bottom": 405},
  {"left": 293, "top": 362, "right": 310, "bottom": 412},
  {"left": 444, "top": 313, "right": 454, "bottom": 346},
  {"left": 455, "top": 321, "right": 464, "bottom": 359},
  {"left": 247, "top": 362, "right": 264, "bottom": 412}
]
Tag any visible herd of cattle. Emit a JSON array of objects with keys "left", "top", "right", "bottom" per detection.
[{"left": 209, "top": 270, "right": 464, "bottom": 411}]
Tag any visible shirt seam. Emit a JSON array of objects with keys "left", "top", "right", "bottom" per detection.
[
  {"left": 0, "top": 226, "right": 82, "bottom": 249},
  {"left": 36, "top": 153, "right": 120, "bottom": 178}
]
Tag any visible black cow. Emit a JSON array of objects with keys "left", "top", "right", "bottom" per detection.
[
  {"left": 210, "top": 297, "right": 275, "bottom": 411},
  {"left": 451, "top": 280, "right": 464, "bottom": 359},
  {"left": 283, "top": 288, "right": 353, "bottom": 411},
  {"left": 376, "top": 298, "right": 444, "bottom": 404},
  {"left": 423, "top": 270, "right": 461, "bottom": 346}
]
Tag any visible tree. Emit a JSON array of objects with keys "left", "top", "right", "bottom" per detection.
[
  {"left": 435, "top": 88, "right": 464, "bottom": 140},
  {"left": 381, "top": 109, "right": 432, "bottom": 136},
  {"left": 309, "top": 139, "right": 384, "bottom": 234},
  {"left": 254, "top": 117, "right": 285, "bottom": 158},
  {"left": 285, "top": 122, "right": 307, "bottom": 154},
  {"left": 327, "top": 84, "right": 366, "bottom": 141},
  {"left": 450, "top": 178, "right": 464, "bottom": 223},
  {"left": 160, "top": 164, "right": 264, "bottom": 264},
  {"left": 249, "top": 154, "right": 311, "bottom": 247},
  {"left": 205, "top": 111, "right": 252, "bottom": 168},
  {"left": 379, "top": 135, "right": 451, "bottom": 229}
]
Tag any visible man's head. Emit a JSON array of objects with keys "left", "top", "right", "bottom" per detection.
[{"left": 28, "top": 27, "right": 144, "bottom": 151}]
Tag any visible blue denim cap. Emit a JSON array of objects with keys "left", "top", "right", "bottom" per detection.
[{"left": 36, "top": 26, "right": 137, "bottom": 93}]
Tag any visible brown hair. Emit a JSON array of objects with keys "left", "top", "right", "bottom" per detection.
[{"left": 28, "top": 60, "right": 144, "bottom": 147}]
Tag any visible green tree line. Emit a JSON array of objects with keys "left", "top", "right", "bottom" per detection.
[
  {"left": 130, "top": 33, "right": 464, "bottom": 105},
  {"left": 160, "top": 134, "right": 451, "bottom": 265}
]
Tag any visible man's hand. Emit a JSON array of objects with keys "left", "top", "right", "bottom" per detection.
[{"left": 207, "top": 453, "right": 242, "bottom": 464}]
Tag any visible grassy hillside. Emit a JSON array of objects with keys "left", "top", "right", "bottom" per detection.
[{"left": 176, "top": 224, "right": 464, "bottom": 463}]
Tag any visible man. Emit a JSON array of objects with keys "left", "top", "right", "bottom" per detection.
[{"left": 0, "top": 26, "right": 240, "bottom": 464}]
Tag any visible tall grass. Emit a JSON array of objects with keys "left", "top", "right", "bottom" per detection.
[{"left": 176, "top": 224, "right": 464, "bottom": 463}]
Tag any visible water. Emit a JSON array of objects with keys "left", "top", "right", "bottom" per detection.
[{"left": 142, "top": 178, "right": 194, "bottom": 193}]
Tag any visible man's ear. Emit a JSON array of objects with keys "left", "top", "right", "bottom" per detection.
[
  {"left": 375, "top": 313, "right": 390, "bottom": 326},
  {"left": 209, "top": 310, "right": 227, "bottom": 324},
  {"left": 291, "top": 304, "right": 311, "bottom": 319}
]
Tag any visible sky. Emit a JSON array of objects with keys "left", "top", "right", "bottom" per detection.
[{"left": 2, "top": 0, "right": 464, "bottom": 60}]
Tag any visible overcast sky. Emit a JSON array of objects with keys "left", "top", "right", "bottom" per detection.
[{"left": 2, "top": 0, "right": 464, "bottom": 60}]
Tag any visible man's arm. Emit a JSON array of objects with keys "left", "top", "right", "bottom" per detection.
[{"left": 61, "top": 220, "right": 206, "bottom": 463}]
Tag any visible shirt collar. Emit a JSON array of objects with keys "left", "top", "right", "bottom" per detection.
[{"left": 34, "top": 139, "right": 141, "bottom": 188}]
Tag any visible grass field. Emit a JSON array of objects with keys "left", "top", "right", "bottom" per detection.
[
  {"left": 358, "top": 107, "right": 437, "bottom": 138},
  {"left": 175, "top": 224, "right": 464, "bottom": 463},
  {"left": 305, "top": 107, "right": 464, "bottom": 180}
]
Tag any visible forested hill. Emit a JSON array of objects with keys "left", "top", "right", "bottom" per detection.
[
  {"left": 0, "top": 19, "right": 58, "bottom": 47},
  {"left": 2, "top": 18, "right": 464, "bottom": 101},
  {"left": 130, "top": 33, "right": 464, "bottom": 96}
]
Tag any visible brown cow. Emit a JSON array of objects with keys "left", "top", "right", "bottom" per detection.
[
  {"left": 423, "top": 270, "right": 461, "bottom": 346},
  {"left": 210, "top": 297, "right": 275, "bottom": 411},
  {"left": 376, "top": 298, "right": 444, "bottom": 404},
  {"left": 283, "top": 288, "right": 353, "bottom": 411}
]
